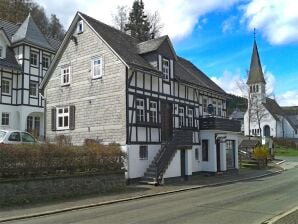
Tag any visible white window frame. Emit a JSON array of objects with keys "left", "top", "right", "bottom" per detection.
[
  {"left": 212, "top": 100, "right": 217, "bottom": 115},
  {"left": 91, "top": 57, "right": 103, "bottom": 79},
  {"left": 178, "top": 106, "right": 185, "bottom": 127},
  {"left": 187, "top": 108, "right": 193, "bottom": 127},
  {"left": 136, "top": 98, "right": 145, "bottom": 123},
  {"left": 56, "top": 106, "right": 70, "bottom": 130},
  {"left": 217, "top": 101, "right": 222, "bottom": 116},
  {"left": 61, "top": 66, "right": 71, "bottom": 86},
  {"left": 0, "top": 46, "right": 3, "bottom": 59},
  {"left": 149, "top": 101, "right": 157, "bottom": 123},
  {"left": 203, "top": 98, "right": 207, "bottom": 113},
  {"left": 1, "top": 112, "right": 9, "bottom": 126},
  {"left": 29, "top": 81, "right": 38, "bottom": 97},
  {"left": 30, "top": 51, "right": 39, "bottom": 66},
  {"left": 77, "top": 20, "right": 84, "bottom": 33},
  {"left": 42, "top": 55, "right": 50, "bottom": 68},
  {"left": 162, "top": 58, "right": 169, "bottom": 81},
  {"left": 1, "top": 79, "right": 11, "bottom": 95}
]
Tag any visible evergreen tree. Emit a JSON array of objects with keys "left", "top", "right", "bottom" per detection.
[{"left": 125, "top": 0, "right": 152, "bottom": 41}]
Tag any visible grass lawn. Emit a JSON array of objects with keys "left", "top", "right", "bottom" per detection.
[{"left": 274, "top": 145, "right": 298, "bottom": 157}]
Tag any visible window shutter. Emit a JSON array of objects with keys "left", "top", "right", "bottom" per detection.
[
  {"left": 158, "top": 55, "right": 162, "bottom": 71},
  {"left": 51, "top": 108, "right": 56, "bottom": 131},
  {"left": 170, "top": 60, "right": 174, "bottom": 79},
  {"left": 69, "top": 105, "right": 75, "bottom": 130}
]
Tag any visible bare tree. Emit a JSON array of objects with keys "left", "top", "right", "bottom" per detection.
[
  {"left": 250, "top": 95, "right": 269, "bottom": 137},
  {"left": 112, "top": 5, "right": 129, "bottom": 32},
  {"left": 147, "top": 11, "right": 163, "bottom": 38}
]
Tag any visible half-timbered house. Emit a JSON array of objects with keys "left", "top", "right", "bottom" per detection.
[
  {"left": 0, "top": 14, "right": 59, "bottom": 138},
  {"left": 41, "top": 12, "right": 241, "bottom": 183}
]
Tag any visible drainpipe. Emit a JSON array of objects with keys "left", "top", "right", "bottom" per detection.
[{"left": 39, "top": 92, "right": 46, "bottom": 142}]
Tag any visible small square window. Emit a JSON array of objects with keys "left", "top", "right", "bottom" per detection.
[
  {"left": 139, "top": 145, "right": 148, "bottom": 160},
  {"left": 30, "top": 51, "right": 39, "bottom": 66},
  {"left": 29, "top": 81, "right": 38, "bottom": 97},
  {"left": 1, "top": 112, "right": 9, "bottom": 126},
  {"left": 42, "top": 55, "right": 50, "bottom": 68},
  {"left": 61, "top": 66, "right": 71, "bottom": 86},
  {"left": 1, "top": 79, "right": 11, "bottom": 95},
  {"left": 77, "top": 20, "right": 84, "bottom": 33},
  {"left": 91, "top": 58, "right": 103, "bottom": 79}
]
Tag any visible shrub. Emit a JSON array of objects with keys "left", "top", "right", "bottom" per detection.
[
  {"left": 252, "top": 145, "right": 269, "bottom": 168},
  {"left": 0, "top": 143, "right": 126, "bottom": 179}
]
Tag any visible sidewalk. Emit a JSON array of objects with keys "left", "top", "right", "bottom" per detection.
[
  {"left": 264, "top": 206, "right": 298, "bottom": 224},
  {"left": 0, "top": 166, "right": 282, "bottom": 222}
]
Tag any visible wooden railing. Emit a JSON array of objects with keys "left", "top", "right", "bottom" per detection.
[{"left": 199, "top": 117, "right": 241, "bottom": 132}]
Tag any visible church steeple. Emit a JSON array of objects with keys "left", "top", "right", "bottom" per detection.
[{"left": 247, "top": 40, "right": 266, "bottom": 103}]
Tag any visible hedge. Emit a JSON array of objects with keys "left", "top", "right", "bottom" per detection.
[{"left": 0, "top": 142, "right": 126, "bottom": 178}]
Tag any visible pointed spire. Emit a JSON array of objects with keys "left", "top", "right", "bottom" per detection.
[
  {"left": 246, "top": 40, "right": 266, "bottom": 84},
  {"left": 11, "top": 14, "right": 53, "bottom": 51}
]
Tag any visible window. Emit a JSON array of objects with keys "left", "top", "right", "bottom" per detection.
[
  {"left": 30, "top": 51, "right": 38, "bottom": 66},
  {"left": 91, "top": 58, "right": 103, "bottom": 79},
  {"left": 256, "top": 85, "right": 259, "bottom": 92},
  {"left": 217, "top": 101, "right": 222, "bottom": 116},
  {"left": 34, "top": 117, "right": 40, "bottom": 135},
  {"left": 27, "top": 116, "right": 33, "bottom": 132},
  {"left": 187, "top": 108, "right": 193, "bottom": 127},
  {"left": 139, "top": 145, "right": 148, "bottom": 160},
  {"left": 178, "top": 106, "right": 185, "bottom": 127},
  {"left": 1, "top": 113, "right": 9, "bottom": 126},
  {"left": 203, "top": 98, "right": 207, "bottom": 113},
  {"left": 8, "top": 132, "right": 20, "bottom": 142},
  {"left": 57, "top": 107, "right": 70, "bottom": 130},
  {"left": 21, "top": 132, "right": 36, "bottom": 143},
  {"left": 1, "top": 79, "right": 11, "bottom": 95},
  {"left": 29, "top": 81, "right": 38, "bottom": 97},
  {"left": 77, "top": 20, "right": 84, "bottom": 33},
  {"left": 212, "top": 100, "right": 217, "bottom": 115},
  {"left": 162, "top": 58, "right": 169, "bottom": 80},
  {"left": 149, "top": 101, "right": 157, "bottom": 123},
  {"left": 0, "top": 46, "right": 3, "bottom": 58},
  {"left": 42, "top": 55, "right": 50, "bottom": 68},
  {"left": 136, "top": 98, "right": 145, "bottom": 123},
  {"left": 195, "top": 148, "right": 199, "bottom": 160},
  {"left": 61, "top": 66, "right": 71, "bottom": 86},
  {"left": 202, "top": 140, "right": 209, "bottom": 161},
  {"left": 226, "top": 140, "right": 235, "bottom": 169}
]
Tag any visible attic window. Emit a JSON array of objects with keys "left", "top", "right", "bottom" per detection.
[
  {"left": 162, "top": 58, "right": 169, "bottom": 81},
  {"left": 77, "top": 20, "right": 84, "bottom": 34},
  {"left": 0, "top": 46, "right": 3, "bottom": 58}
]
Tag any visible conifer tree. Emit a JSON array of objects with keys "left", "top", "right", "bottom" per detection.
[{"left": 125, "top": 0, "right": 152, "bottom": 41}]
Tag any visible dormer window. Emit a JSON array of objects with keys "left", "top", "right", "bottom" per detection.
[
  {"left": 0, "top": 46, "right": 3, "bottom": 58},
  {"left": 162, "top": 58, "right": 169, "bottom": 81},
  {"left": 77, "top": 20, "right": 84, "bottom": 34}
]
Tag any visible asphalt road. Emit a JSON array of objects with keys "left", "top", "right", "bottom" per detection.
[{"left": 8, "top": 168, "right": 298, "bottom": 224}]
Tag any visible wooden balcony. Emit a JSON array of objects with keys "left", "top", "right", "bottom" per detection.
[{"left": 199, "top": 117, "right": 241, "bottom": 132}]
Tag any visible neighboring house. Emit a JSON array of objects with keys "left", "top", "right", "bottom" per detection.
[
  {"left": 229, "top": 108, "right": 245, "bottom": 133},
  {"left": 244, "top": 41, "right": 298, "bottom": 139},
  {"left": 41, "top": 12, "right": 241, "bottom": 183},
  {"left": 0, "top": 14, "right": 59, "bottom": 138}
]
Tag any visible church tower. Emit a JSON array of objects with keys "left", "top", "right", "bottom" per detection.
[{"left": 247, "top": 40, "right": 266, "bottom": 104}]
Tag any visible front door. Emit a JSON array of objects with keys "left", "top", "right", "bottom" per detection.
[
  {"left": 216, "top": 140, "right": 221, "bottom": 172},
  {"left": 161, "top": 101, "right": 173, "bottom": 142},
  {"left": 180, "top": 149, "right": 186, "bottom": 179}
]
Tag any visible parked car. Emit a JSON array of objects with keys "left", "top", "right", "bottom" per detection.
[{"left": 0, "top": 130, "right": 37, "bottom": 144}]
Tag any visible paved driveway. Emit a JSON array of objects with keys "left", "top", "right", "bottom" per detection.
[{"left": 276, "top": 156, "right": 298, "bottom": 170}]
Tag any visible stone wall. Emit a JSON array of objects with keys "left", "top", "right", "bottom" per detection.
[{"left": 0, "top": 172, "right": 125, "bottom": 206}]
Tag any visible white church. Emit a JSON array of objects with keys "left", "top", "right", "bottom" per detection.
[{"left": 244, "top": 41, "right": 298, "bottom": 139}]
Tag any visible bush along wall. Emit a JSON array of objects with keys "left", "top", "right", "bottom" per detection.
[{"left": 0, "top": 142, "right": 126, "bottom": 206}]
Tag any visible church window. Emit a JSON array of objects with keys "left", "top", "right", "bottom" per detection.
[
  {"left": 253, "top": 85, "right": 255, "bottom": 92},
  {"left": 256, "top": 85, "right": 259, "bottom": 92}
]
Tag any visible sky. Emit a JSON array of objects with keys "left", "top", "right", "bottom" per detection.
[{"left": 38, "top": 0, "right": 298, "bottom": 106}]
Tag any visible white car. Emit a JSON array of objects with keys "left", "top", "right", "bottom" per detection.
[{"left": 0, "top": 130, "right": 37, "bottom": 144}]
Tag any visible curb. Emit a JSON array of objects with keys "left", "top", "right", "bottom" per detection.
[
  {"left": 0, "top": 169, "right": 284, "bottom": 223},
  {"left": 262, "top": 206, "right": 298, "bottom": 224},
  {"left": 275, "top": 160, "right": 286, "bottom": 165}
]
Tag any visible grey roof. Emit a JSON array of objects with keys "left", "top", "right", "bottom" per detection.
[
  {"left": 80, "top": 13, "right": 156, "bottom": 72},
  {"left": 0, "top": 47, "right": 21, "bottom": 70},
  {"left": 11, "top": 14, "right": 54, "bottom": 51},
  {"left": 247, "top": 41, "right": 266, "bottom": 85},
  {"left": 46, "top": 37, "right": 61, "bottom": 51},
  {"left": 239, "top": 139, "right": 261, "bottom": 148},
  {"left": 263, "top": 98, "right": 297, "bottom": 130},
  {"left": 137, "top": 35, "right": 168, "bottom": 54},
  {"left": 0, "top": 19, "right": 19, "bottom": 40},
  {"left": 176, "top": 57, "right": 226, "bottom": 94}
]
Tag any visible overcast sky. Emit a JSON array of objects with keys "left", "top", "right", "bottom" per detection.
[{"left": 38, "top": 0, "right": 298, "bottom": 106}]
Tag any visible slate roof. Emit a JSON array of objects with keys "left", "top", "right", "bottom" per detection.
[
  {"left": 0, "top": 19, "right": 19, "bottom": 40},
  {"left": 239, "top": 139, "right": 261, "bottom": 148},
  {"left": 247, "top": 41, "right": 266, "bottom": 84},
  {"left": 137, "top": 35, "right": 168, "bottom": 54},
  {"left": 0, "top": 47, "right": 21, "bottom": 70},
  {"left": 263, "top": 98, "right": 297, "bottom": 130},
  {"left": 11, "top": 14, "right": 54, "bottom": 51}
]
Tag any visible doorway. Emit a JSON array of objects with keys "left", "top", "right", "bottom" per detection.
[
  {"left": 216, "top": 140, "right": 221, "bottom": 172},
  {"left": 161, "top": 101, "right": 173, "bottom": 142},
  {"left": 180, "top": 149, "right": 186, "bottom": 179}
]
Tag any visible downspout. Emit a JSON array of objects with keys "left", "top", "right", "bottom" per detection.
[{"left": 39, "top": 92, "right": 46, "bottom": 141}]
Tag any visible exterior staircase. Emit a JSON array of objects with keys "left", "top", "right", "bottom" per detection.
[{"left": 140, "top": 130, "right": 193, "bottom": 185}]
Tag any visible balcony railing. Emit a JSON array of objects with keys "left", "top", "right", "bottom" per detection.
[{"left": 199, "top": 117, "right": 241, "bottom": 132}]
